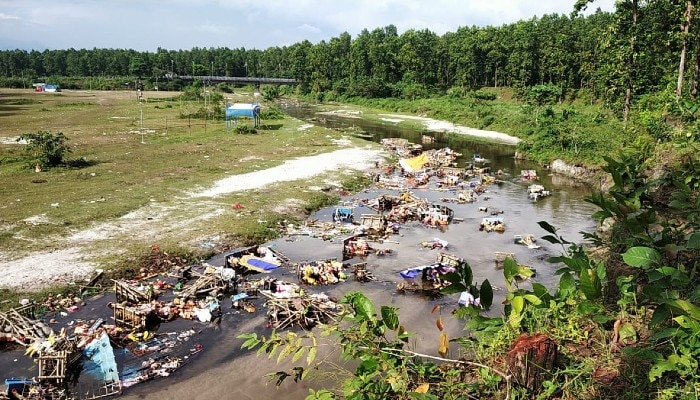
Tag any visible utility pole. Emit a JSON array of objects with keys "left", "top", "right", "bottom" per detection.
[{"left": 139, "top": 87, "right": 145, "bottom": 144}]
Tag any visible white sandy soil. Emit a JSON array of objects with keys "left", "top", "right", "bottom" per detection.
[{"left": 378, "top": 114, "right": 521, "bottom": 145}]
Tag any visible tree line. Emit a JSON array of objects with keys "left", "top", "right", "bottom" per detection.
[{"left": 1, "top": 1, "right": 699, "bottom": 115}]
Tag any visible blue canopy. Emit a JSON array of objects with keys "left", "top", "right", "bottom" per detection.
[{"left": 226, "top": 103, "right": 261, "bottom": 128}]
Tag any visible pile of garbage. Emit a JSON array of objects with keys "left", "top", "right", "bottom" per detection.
[
  {"left": 397, "top": 253, "right": 464, "bottom": 294},
  {"left": 298, "top": 259, "right": 348, "bottom": 285}
]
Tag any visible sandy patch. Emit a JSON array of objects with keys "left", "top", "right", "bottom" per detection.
[
  {"left": 380, "top": 118, "right": 403, "bottom": 124},
  {"left": 317, "top": 109, "right": 362, "bottom": 118},
  {"left": 297, "top": 123, "right": 314, "bottom": 131},
  {"left": 0, "top": 145, "right": 384, "bottom": 291},
  {"left": 0, "top": 136, "right": 27, "bottom": 145},
  {"left": 193, "top": 147, "right": 383, "bottom": 197},
  {"left": 22, "top": 214, "right": 51, "bottom": 225},
  {"left": 378, "top": 114, "right": 520, "bottom": 145}
]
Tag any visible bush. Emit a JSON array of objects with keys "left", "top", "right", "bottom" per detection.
[
  {"left": 525, "top": 84, "right": 562, "bottom": 106},
  {"left": 470, "top": 90, "right": 497, "bottom": 101},
  {"left": 18, "top": 130, "right": 71, "bottom": 169}
]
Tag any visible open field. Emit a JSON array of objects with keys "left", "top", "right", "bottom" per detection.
[{"left": 0, "top": 88, "right": 383, "bottom": 292}]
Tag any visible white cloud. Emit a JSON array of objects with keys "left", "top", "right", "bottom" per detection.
[
  {"left": 298, "top": 23, "right": 321, "bottom": 34},
  {"left": 0, "top": 13, "right": 20, "bottom": 20}
]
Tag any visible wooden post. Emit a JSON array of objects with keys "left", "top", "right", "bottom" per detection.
[{"left": 507, "top": 333, "right": 558, "bottom": 392}]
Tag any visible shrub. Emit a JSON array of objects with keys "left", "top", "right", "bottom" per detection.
[
  {"left": 471, "top": 90, "right": 497, "bottom": 101},
  {"left": 18, "top": 130, "right": 71, "bottom": 169}
]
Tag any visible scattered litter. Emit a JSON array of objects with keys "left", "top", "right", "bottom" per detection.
[
  {"left": 480, "top": 217, "right": 505, "bottom": 233},
  {"left": 521, "top": 170, "right": 538, "bottom": 180},
  {"left": 527, "top": 184, "right": 551, "bottom": 201},
  {"left": 514, "top": 234, "right": 541, "bottom": 249},
  {"left": 421, "top": 238, "right": 449, "bottom": 250}
]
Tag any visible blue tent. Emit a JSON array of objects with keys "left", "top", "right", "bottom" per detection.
[{"left": 226, "top": 103, "right": 261, "bottom": 128}]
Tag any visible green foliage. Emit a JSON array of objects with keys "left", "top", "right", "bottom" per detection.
[
  {"left": 259, "top": 105, "right": 286, "bottom": 120},
  {"left": 18, "top": 130, "right": 71, "bottom": 169},
  {"left": 239, "top": 291, "right": 509, "bottom": 399},
  {"left": 469, "top": 90, "right": 497, "bottom": 101},
  {"left": 525, "top": 84, "right": 562, "bottom": 106},
  {"left": 580, "top": 152, "right": 700, "bottom": 393}
]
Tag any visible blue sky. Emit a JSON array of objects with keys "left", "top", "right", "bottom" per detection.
[{"left": 0, "top": 0, "right": 616, "bottom": 52}]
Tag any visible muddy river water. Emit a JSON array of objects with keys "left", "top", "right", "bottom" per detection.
[{"left": 1, "top": 108, "right": 600, "bottom": 399}]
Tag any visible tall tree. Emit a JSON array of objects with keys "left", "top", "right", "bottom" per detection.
[{"left": 677, "top": 0, "right": 696, "bottom": 97}]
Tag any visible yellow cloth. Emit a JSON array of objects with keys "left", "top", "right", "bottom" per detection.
[{"left": 399, "top": 153, "right": 429, "bottom": 173}]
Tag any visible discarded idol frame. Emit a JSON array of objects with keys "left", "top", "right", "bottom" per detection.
[{"left": 261, "top": 289, "right": 343, "bottom": 329}]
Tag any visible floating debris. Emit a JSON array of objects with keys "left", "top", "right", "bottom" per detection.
[
  {"left": 514, "top": 234, "right": 541, "bottom": 249},
  {"left": 472, "top": 153, "right": 489, "bottom": 163},
  {"left": 521, "top": 169, "right": 538, "bottom": 180},
  {"left": 397, "top": 253, "right": 465, "bottom": 294},
  {"left": 298, "top": 259, "right": 347, "bottom": 286},
  {"left": 262, "top": 291, "right": 343, "bottom": 330},
  {"left": 421, "top": 238, "right": 449, "bottom": 250},
  {"left": 527, "top": 184, "right": 551, "bottom": 201},
  {"left": 480, "top": 217, "right": 505, "bottom": 233}
]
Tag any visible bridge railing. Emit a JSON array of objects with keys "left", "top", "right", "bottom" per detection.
[{"left": 168, "top": 74, "right": 297, "bottom": 85}]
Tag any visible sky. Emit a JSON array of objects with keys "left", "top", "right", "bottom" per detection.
[{"left": 0, "top": 0, "right": 616, "bottom": 52}]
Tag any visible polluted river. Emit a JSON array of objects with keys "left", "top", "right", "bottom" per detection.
[{"left": 0, "top": 107, "right": 598, "bottom": 400}]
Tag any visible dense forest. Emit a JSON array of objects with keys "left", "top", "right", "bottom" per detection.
[{"left": 1, "top": 0, "right": 699, "bottom": 115}]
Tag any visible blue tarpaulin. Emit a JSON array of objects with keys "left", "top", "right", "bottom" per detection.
[
  {"left": 83, "top": 331, "right": 120, "bottom": 383},
  {"left": 226, "top": 103, "right": 261, "bottom": 128}
]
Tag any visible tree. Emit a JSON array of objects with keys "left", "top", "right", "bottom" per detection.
[
  {"left": 129, "top": 55, "right": 147, "bottom": 78},
  {"left": 18, "top": 130, "right": 71, "bottom": 169},
  {"left": 677, "top": 0, "right": 696, "bottom": 97}
]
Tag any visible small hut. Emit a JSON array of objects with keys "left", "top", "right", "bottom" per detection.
[{"left": 225, "top": 103, "right": 261, "bottom": 128}]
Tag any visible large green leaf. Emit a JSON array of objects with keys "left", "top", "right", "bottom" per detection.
[
  {"left": 622, "top": 247, "right": 661, "bottom": 268},
  {"left": 558, "top": 271, "right": 576, "bottom": 297},
  {"left": 531, "top": 282, "right": 551, "bottom": 302},
  {"left": 687, "top": 232, "right": 700, "bottom": 249},
  {"left": 349, "top": 292, "right": 375, "bottom": 320},
  {"left": 479, "top": 279, "right": 493, "bottom": 309},
  {"left": 579, "top": 267, "right": 602, "bottom": 300},
  {"left": 522, "top": 294, "right": 542, "bottom": 305},
  {"left": 503, "top": 257, "right": 519, "bottom": 282},
  {"left": 356, "top": 358, "right": 379, "bottom": 375},
  {"left": 380, "top": 306, "right": 399, "bottom": 330},
  {"left": 537, "top": 220, "right": 558, "bottom": 235},
  {"left": 512, "top": 295, "right": 524, "bottom": 315},
  {"left": 663, "top": 299, "right": 700, "bottom": 321}
]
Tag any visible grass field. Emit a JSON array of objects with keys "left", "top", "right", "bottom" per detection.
[{"left": 0, "top": 88, "right": 378, "bottom": 294}]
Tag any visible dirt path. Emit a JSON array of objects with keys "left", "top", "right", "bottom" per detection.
[{"left": 0, "top": 145, "right": 384, "bottom": 291}]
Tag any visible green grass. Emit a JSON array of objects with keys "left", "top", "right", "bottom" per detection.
[{"left": 0, "top": 88, "right": 377, "bottom": 259}]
